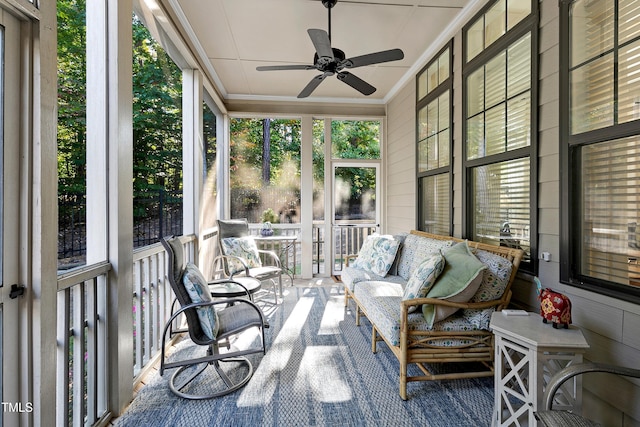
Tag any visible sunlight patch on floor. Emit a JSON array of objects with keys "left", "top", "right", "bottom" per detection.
[
  {"left": 224, "top": 327, "right": 261, "bottom": 352},
  {"left": 318, "top": 296, "right": 344, "bottom": 335},
  {"left": 237, "top": 294, "right": 314, "bottom": 407},
  {"left": 294, "top": 277, "right": 334, "bottom": 287},
  {"left": 294, "top": 346, "right": 352, "bottom": 402}
]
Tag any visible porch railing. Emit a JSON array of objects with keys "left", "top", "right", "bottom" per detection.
[
  {"left": 56, "top": 261, "right": 111, "bottom": 427},
  {"left": 55, "top": 225, "right": 373, "bottom": 425},
  {"left": 131, "top": 236, "right": 195, "bottom": 378},
  {"left": 56, "top": 235, "right": 196, "bottom": 427}
]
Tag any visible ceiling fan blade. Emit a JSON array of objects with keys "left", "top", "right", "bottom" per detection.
[
  {"left": 337, "top": 71, "right": 376, "bottom": 96},
  {"left": 298, "top": 72, "right": 331, "bottom": 98},
  {"left": 307, "top": 29, "right": 334, "bottom": 61},
  {"left": 257, "top": 64, "right": 316, "bottom": 71},
  {"left": 341, "top": 48, "right": 405, "bottom": 69}
]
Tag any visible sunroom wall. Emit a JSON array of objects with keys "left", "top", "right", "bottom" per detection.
[{"left": 384, "top": 0, "right": 640, "bottom": 424}]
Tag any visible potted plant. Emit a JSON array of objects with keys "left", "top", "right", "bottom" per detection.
[
  {"left": 260, "top": 208, "right": 277, "bottom": 236},
  {"left": 260, "top": 221, "right": 274, "bottom": 237}
]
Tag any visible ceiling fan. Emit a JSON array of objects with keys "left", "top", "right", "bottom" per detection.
[{"left": 256, "top": 0, "right": 404, "bottom": 98}]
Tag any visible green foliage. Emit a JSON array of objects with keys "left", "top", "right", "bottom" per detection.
[
  {"left": 57, "top": 0, "right": 87, "bottom": 199},
  {"left": 229, "top": 118, "right": 301, "bottom": 190},
  {"left": 260, "top": 208, "right": 279, "bottom": 224},
  {"left": 132, "top": 15, "right": 183, "bottom": 199},
  {"left": 331, "top": 120, "right": 380, "bottom": 160},
  {"left": 229, "top": 118, "right": 380, "bottom": 218},
  {"left": 57, "top": 3, "right": 184, "bottom": 220}
]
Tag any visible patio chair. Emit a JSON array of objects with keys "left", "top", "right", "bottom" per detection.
[
  {"left": 215, "top": 218, "right": 283, "bottom": 300},
  {"left": 535, "top": 362, "right": 640, "bottom": 426},
  {"left": 160, "top": 236, "right": 268, "bottom": 399}
]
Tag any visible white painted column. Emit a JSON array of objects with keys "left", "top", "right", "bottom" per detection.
[
  {"left": 219, "top": 114, "right": 231, "bottom": 219},
  {"left": 182, "top": 69, "right": 203, "bottom": 237},
  {"left": 300, "top": 116, "right": 313, "bottom": 278},
  {"left": 31, "top": 2, "right": 59, "bottom": 425},
  {"left": 324, "top": 118, "right": 333, "bottom": 276},
  {"left": 106, "top": 0, "right": 134, "bottom": 414}
]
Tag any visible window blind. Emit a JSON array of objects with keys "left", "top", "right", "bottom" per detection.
[
  {"left": 472, "top": 158, "right": 530, "bottom": 261},
  {"left": 580, "top": 137, "right": 640, "bottom": 288},
  {"left": 420, "top": 174, "right": 450, "bottom": 235}
]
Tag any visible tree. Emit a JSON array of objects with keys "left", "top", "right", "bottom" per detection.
[
  {"left": 57, "top": 3, "right": 185, "bottom": 260},
  {"left": 229, "top": 118, "right": 302, "bottom": 221},
  {"left": 58, "top": 5, "right": 183, "bottom": 205},
  {"left": 132, "top": 16, "right": 183, "bottom": 200},
  {"left": 57, "top": 0, "right": 87, "bottom": 201}
]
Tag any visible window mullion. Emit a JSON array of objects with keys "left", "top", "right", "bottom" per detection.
[{"left": 614, "top": 0, "right": 619, "bottom": 125}]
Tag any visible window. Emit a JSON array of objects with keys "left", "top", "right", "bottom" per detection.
[
  {"left": 229, "top": 118, "right": 301, "bottom": 224},
  {"left": 132, "top": 15, "right": 183, "bottom": 248},
  {"left": 201, "top": 94, "right": 218, "bottom": 230},
  {"left": 203, "top": 96, "right": 217, "bottom": 184},
  {"left": 560, "top": 0, "right": 640, "bottom": 300},
  {"left": 466, "top": 0, "right": 530, "bottom": 62},
  {"left": 463, "top": 0, "right": 537, "bottom": 271},
  {"left": 57, "top": 0, "right": 88, "bottom": 268},
  {"left": 416, "top": 43, "right": 452, "bottom": 235},
  {"left": 313, "top": 119, "right": 325, "bottom": 221}
]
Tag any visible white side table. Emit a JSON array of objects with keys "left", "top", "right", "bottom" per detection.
[{"left": 490, "top": 311, "right": 589, "bottom": 426}]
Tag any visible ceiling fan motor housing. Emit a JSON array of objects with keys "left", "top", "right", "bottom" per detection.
[{"left": 314, "top": 48, "right": 346, "bottom": 71}]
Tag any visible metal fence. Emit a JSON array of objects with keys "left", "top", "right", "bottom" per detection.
[{"left": 58, "top": 190, "right": 183, "bottom": 268}]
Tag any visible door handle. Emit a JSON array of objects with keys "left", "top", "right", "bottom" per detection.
[{"left": 9, "top": 284, "right": 26, "bottom": 299}]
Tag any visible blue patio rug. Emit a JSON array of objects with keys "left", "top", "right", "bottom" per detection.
[{"left": 114, "top": 284, "right": 494, "bottom": 427}]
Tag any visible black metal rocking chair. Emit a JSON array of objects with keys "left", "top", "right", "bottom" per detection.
[
  {"left": 160, "top": 236, "right": 269, "bottom": 399},
  {"left": 215, "top": 218, "right": 283, "bottom": 301}
]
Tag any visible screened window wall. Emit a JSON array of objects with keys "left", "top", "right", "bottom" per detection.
[
  {"left": 229, "top": 118, "right": 301, "bottom": 224},
  {"left": 57, "top": 0, "right": 88, "bottom": 269},
  {"left": 562, "top": 0, "right": 640, "bottom": 297},
  {"left": 200, "top": 93, "right": 218, "bottom": 231},
  {"left": 463, "top": 0, "right": 536, "bottom": 269},
  {"left": 131, "top": 14, "right": 183, "bottom": 249},
  {"left": 57, "top": 8, "right": 188, "bottom": 268}
]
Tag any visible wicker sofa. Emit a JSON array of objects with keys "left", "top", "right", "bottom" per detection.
[{"left": 343, "top": 230, "right": 524, "bottom": 400}]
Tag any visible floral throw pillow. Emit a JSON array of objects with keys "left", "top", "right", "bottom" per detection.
[
  {"left": 468, "top": 249, "right": 513, "bottom": 302},
  {"left": 402, "top": 253, "right": 445, "bottom": 312},
  {"left": 352, "top": 234, "right": 400, "bottom": 277},
  {"left": 183, "top": 263, "right": 219, "bottom": 340},
  {"left": 221, "top": 236, "right": 262, "bottom": 274}
]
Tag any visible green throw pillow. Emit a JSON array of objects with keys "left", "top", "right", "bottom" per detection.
[
  {"left": 422, "top": 241, "right": 486, "bottom": 327},
  {"left": 402, "top": 253, "right": 445, "bottom": 313}
]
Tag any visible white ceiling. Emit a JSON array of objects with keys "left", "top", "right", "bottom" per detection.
[{"left": 172, "top": 0, "right": 480, "bottom": 104}]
